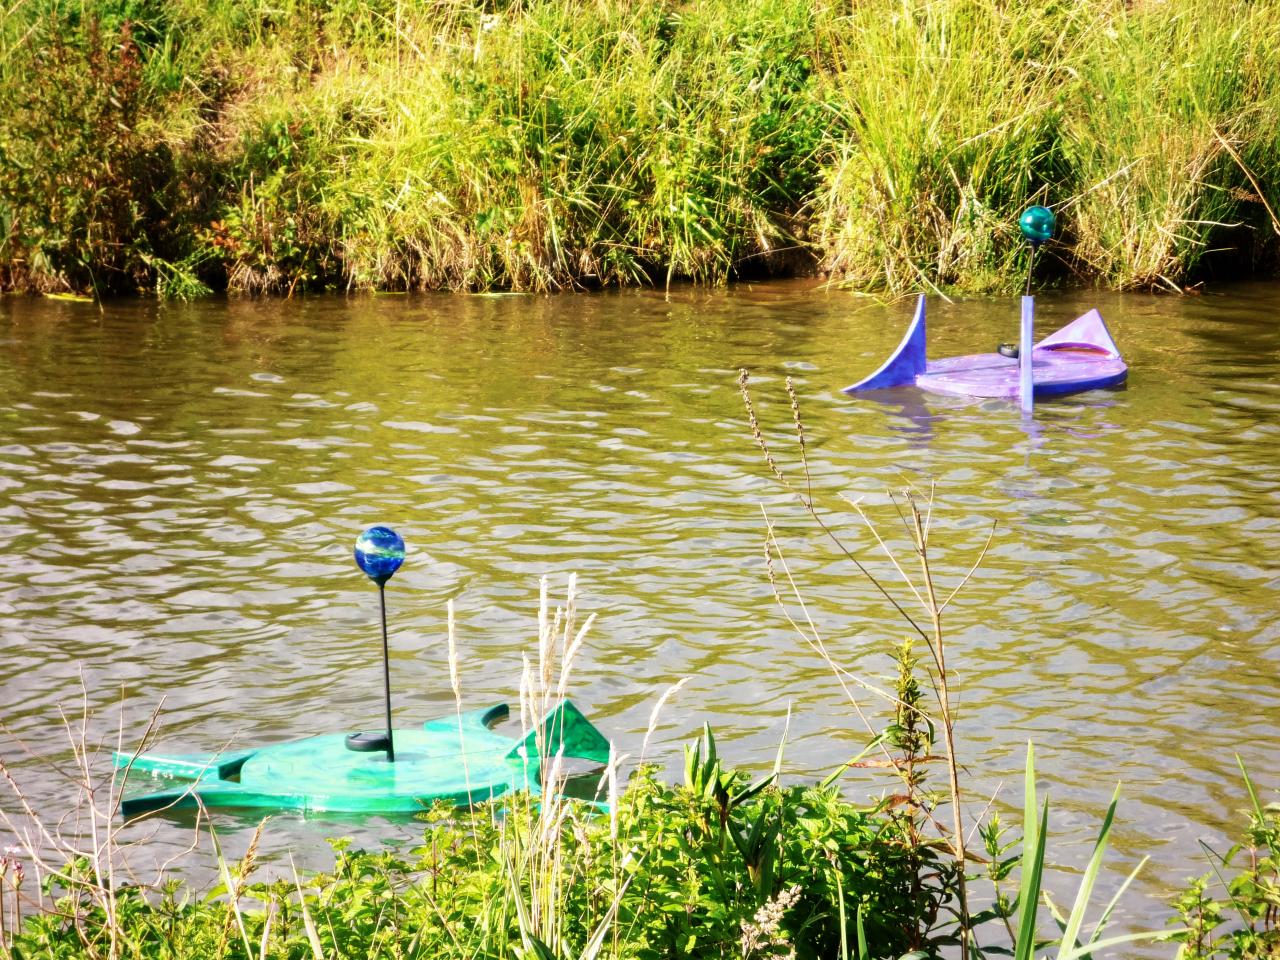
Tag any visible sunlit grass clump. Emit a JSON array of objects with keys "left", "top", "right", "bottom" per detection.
[
  {"left": 812, "top": 0, "right": 1066, "bottom": 293},
  {"left": 327, "top": 0, "right": 824, "bottom": 293},
  {"left": 1061, "top": 0, "right": 1280, "bottom": 289}
]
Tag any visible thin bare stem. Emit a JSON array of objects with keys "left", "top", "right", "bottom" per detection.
[
  {"left": 909, "top": 497, "right": 971, "bottom": 951},
  {"left": 743, "top": 375, "right": 1000, "bottom": 951},
  {"left": 740, "top": 370, "right": 929, "bottom": 641},
  {"left": 940, "top": 521, "right": 998, "bottom": 614},
  {"left": 785, "top": 377, "right": 814, "bottom": 509},
  {"left": 447, "top": 599, "right": 479, "bottom": 846},
  {"left": 640, "top": 678, "right": 690, "bottom": 763},
  {"left": 762, "top": 509, "right": 934, "bottom": 747},
  {"left": 923, "top": 479, "right": 937, "bottom": 543},
  {"left": 843, "top": 493, "right": 929, "bottom": 612}
]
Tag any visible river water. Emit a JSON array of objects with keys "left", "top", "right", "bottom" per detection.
[{"left": 1, "top": 281, "right": 1277, "bottom": 929}]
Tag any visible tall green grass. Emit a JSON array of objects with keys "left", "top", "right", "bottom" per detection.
[
  {"left": 280, "top": 0, "right": 827, "bottom": 292},
  {"left": 1062, "top": 0, "right": 1280, "bottom": 290},
  {"left": 1, "top": 0, "right": 1279, "bottom": 296},
  {"left": 813, "top": 0, "right": 1067, "bottom": 293}
]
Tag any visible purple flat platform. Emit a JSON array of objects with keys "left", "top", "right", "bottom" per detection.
[{"left": 843, "top": 295, "right": 1127, "bottom": 404}]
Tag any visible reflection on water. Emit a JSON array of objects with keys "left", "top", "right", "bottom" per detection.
[{"left": 1, "top": 280, "right": 1278, "bottom": 924}]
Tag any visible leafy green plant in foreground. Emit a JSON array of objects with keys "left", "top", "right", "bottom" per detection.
[
  {"left": 1, "top": 724, "right": 1194, "bottom": 960},
  {"left": 0, "top": 740, "right": 938, "bottom": 958},
  {"left": 1172, "top": 760, "right": 1280, "bottom": 960}
]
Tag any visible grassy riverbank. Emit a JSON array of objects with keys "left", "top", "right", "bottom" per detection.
[
  {"left": 2, "top": 0, "right": 1280, "bottom": 298},
  {"left": 3, "top": 731, "right": 1277, "bottom": 959}
]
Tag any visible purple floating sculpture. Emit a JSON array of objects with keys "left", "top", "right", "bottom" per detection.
[{"left": 842, "top": 295, "right": 1127, "bottom": 409}]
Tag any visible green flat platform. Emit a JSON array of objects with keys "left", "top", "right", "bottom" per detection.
[{"left": 113, "top": 700, "right": 608, "bottom": 817}]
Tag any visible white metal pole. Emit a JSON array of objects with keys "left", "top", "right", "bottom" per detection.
[{"left": 1020, "top": 296, "right": 1035, "bottom": 414}]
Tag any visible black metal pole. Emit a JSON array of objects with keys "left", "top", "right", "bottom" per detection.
[
  {"left": 379, "top": 583, "right": 395, "bottom": 762},
  {"left": 1024, "top": 241, "right": 1039, "bottom": 297}
]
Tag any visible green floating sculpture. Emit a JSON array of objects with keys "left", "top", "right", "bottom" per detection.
[
  {"left": 114, "top": 700, "right": 609, "bottom": 816},
  {"left": 114, "top": 527, "right": 610, "bottom": 817}
]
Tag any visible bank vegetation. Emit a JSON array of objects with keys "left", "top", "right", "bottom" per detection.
[{"left": 4, "top": 0, "right": 1280, "bottom": 299}]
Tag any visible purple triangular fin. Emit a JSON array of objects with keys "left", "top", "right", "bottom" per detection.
[
  {"left": 1034, "top": 309, "right": 1122, "bottom": 360},
  {"left": 842, "top": 294, "right": 927, "bottom": 393}
]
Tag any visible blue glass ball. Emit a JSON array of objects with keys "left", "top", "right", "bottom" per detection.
[
  {"left": 354, "top": 526, "right": 405, "bottom": 584},
  {"left": 1019, "top": 205, "right": 1056, "bottom": 244}
]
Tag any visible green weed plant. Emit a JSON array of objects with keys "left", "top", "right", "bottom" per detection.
[{"left": 1172, "top": 761, "right": 1280, "bottom": 960}]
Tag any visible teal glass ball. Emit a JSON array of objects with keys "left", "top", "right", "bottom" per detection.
[
  {"left": 1019, "top": 205, "right": 1056, "bottom": 244},
  {"left": 354, "top": 526, "right": 405, "bottom": 585}
]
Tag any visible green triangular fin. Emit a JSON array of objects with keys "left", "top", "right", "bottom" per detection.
[{"left": 505, "top": 700, "right": 610, "bottom": 765}]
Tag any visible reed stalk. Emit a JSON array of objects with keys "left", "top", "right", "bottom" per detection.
[
  {"left": 0, "top": 685, "right": 204, "bottom": 960},
  {"left": 740, "top": 370, "right": 1004, "bottom": 951}
]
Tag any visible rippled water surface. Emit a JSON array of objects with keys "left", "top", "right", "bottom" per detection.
[{"left": 2, "top": 282, "right": 1278, "bottom": 925}]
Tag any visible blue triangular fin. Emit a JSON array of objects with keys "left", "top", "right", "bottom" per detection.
[{"left": 843, "top": 294, "right": 927, "bottom": 393}]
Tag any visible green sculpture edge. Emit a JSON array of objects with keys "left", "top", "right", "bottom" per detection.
[{"left": 113, "top": 700, "right": 610, "bottom": 817}]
